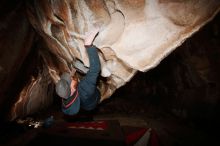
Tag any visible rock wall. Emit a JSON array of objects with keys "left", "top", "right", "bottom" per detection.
[
  {"left": 26, "top": 0, "right": 220, "bottom": 102},
  {"left": 101, "top": 14, "right": 220, "bottom": 131},
  {"left": 0, "top": 0, "right": 54, "bottom": 120},
  {"left": 0, "top": 0, "right": 36, "bottom": 119},
  {"left": 0, "top": 0, "right": 220, "bottom": 120}
]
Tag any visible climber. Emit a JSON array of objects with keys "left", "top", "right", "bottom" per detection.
[{"left": 55, "top": 27, "right": 101, "bottom": 115}]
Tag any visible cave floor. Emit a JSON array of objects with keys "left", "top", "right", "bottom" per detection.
[
  {"left": 1, "top": 98, "right": 219, "bottom": 146},
  {"left": 94, "top": 104, "right": 220, "bottom": 146}
]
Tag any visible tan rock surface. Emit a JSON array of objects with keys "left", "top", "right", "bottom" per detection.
[{"left": 26, "top": 0, "right": 220, "bottom": 102}]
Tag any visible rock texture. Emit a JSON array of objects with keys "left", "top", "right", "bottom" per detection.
[
  {"left": 0, "top": 0, "right": 36, "bottom": 119},
  {"left": 1, "top": 0, "right": 220, "bottom": 120},
  {"left": 26, "top": 0, "right": 220, "bottom": 102}
]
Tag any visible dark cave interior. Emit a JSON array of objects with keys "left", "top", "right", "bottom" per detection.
[{"left": 0, "top": 1, "right": 220, "bottom": 146}]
